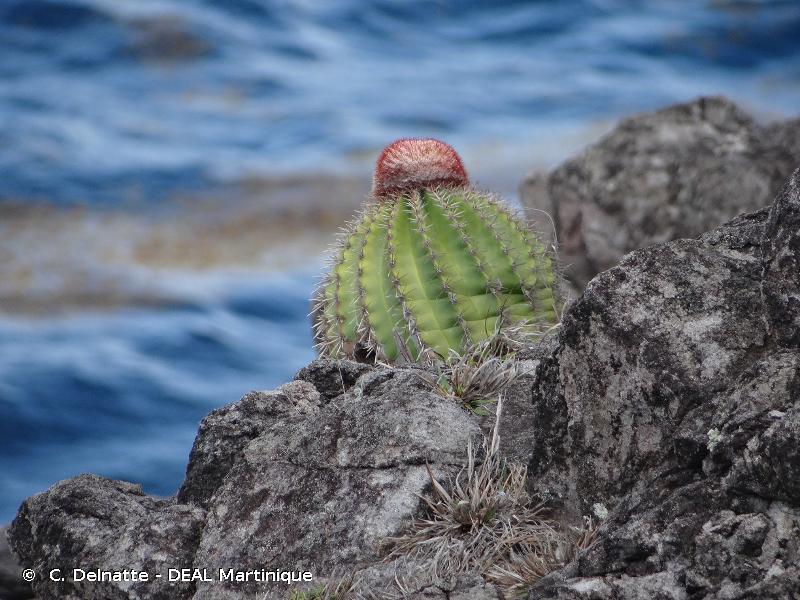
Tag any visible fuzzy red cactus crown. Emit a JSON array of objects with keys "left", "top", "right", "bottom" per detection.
[{"left": 372, "top": 138, "right": 469, "bottom": 198}]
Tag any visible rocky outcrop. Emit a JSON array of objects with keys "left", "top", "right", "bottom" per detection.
[
  {"left": 6, "top": 110, "right": 800, "bottom": 599},
  {"left": 521, "top": 96, "right": 800, "bottom": 291},
  {"left": 9, "top": 372, "right": 483, "bottom": 600},
  {"left": 11, "top": 476, "right": 206, "bottom": 600},
  {"left": 527, "top": 207, "right": 770, "bottom": 511},
  {"left": 523, "top": 169, "right": 800, "bottom": 599},
  {"left": 189, "top": 371, "right": 480, "bottom": 600}
]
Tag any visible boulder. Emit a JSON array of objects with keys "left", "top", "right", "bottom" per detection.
[
  {"left": 9, "top": 476, "right": 205, "bottom": 600},
  {"left": 527, "top": 207, "right": 770, "bottom": 512},
  {"left": 521, "top": 96, "right": 800, "bottom": 291},
  {"left": 190, "top": 369, "right": 481, "bottom": 600},
  {"left": 523, "top": 169, "right": 800, "bottom": 599}
]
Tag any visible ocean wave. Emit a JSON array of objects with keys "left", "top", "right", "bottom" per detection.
[{"left": 0, "top": 270, "right": 317, "bottom": 521}]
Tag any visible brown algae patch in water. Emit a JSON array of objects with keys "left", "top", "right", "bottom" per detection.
[{"left": 0, "top": 175, "right": 369, "bottom": 315}]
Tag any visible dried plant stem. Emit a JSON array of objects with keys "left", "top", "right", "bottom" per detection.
[{"left": 382, "top": 399, "right": 598, "bottom": 598}]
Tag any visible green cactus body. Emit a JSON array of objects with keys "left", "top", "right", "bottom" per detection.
[{"left": 314, "top": 178, "right": 559, "bottom": 363}]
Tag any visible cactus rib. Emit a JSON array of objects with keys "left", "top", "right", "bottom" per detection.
[
  {"left": 419, "top": 189, "right": 502, "bottom": 343},
  {"left": 390, "top": 193, "right": 464, "bottom": 357},
  {"left": 358, "top": 203, "right": 412, "bottom": 361}
]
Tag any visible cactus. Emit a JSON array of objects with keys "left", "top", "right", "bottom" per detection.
[{"left": 313, "top": 138, "right": 560, "bottom": 363}]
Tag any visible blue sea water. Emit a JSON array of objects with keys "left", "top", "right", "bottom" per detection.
[
  {"left": 0, "top": 272, "right": 318, "bottom": 519},
  {"left": 2, "top": 0, "right": 800, "bottom": 203},
  {"left": 2, "top": 0, "right": 800, "bottom": 521}
]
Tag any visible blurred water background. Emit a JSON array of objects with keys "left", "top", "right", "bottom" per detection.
[{"left": 2, "top": 0, "right": 800, "bottom": 521}]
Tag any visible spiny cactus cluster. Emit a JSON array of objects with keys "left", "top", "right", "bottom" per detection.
[{"left": 313, "top": 139, "right": 560, "bottom": 363}]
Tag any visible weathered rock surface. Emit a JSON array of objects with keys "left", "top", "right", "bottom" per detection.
[
  {"left": 1, "top": 525, "right": 34, "bottom": 599},
  {"left": 191, "top": 369, "right": 481, "bottom": 599},
  {"left": 762, "top": 167, "right": 800, "bottom": 348},
  {"left": 10, "top": 367, "right": 482, "bottom": 600},
  {"left": 522, "top": 170, "right": 800, "bottom": 598},
  {"left": 357, "top": 562, "right": 502, "bottom": 600},
  {"left": 294, "top": 358, "right": 373, "bottom": 401},
  {"left": 178, "top": 381, "right": 325, "bottom": 508},
  {"left": 10, "top": 476, "right": 205, "bottom": 600},
  {"left": 521, "top": 96, "right": 800, "bottom": 290},
  {"left": 527, "top": 207, "right": 770, "bottom": 511},
  {"left": 482, "top": 336, "right": 560, "bottom": 466}
]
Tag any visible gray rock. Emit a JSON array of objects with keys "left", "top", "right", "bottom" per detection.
[
  {"left": 762, "top": 168, "right": 800, "bottom": 347},
  {"left": 191, "top": 369, "right": 481, "bottom": 599},
  {"left": 531, "top": 490, "right": 800, "bottom": 599},
  {"left": 294, "top": 358, "right": 373, "bottom": 401},
  {"left": 1, "top": 525, "right": 34, "bottom": 600},
  {"left": 521, "top": 96, "right": 800, "bottom": 290},
  {"left": 523, "top": 171, "right": 800, "bottom": 599},
  {"left": 722, "top": 405, "right": 800, "bottom": 504},
  {"left": 356, "top": 559, "right": 502, "bottom": 600},
  {"left": 477, "top": 334, "right": 560, "bottom": 466},
  {"left": 527, "top": 207, "right": 770, "bottom": 514},
  {"left": 178, "top": 380, "right": 323, "bottom": 508},
  {"left": 10, "top": 370, "right": 483, "bottom": 600},
  {"left": 9, "top": 475, "right": 205, "bottom": 600}
]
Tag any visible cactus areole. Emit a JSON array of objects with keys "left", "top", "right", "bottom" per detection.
[{"left": 313, "top": 138, "right": 560, "bottom": 363}]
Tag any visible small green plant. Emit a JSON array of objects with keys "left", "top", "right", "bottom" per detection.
[
  {"left": 285, "top": 572, "right": 358, "bottom": 600},
  {"left": 313, "top": 139, "right": 560, "bottom": 364},
  {"left": 288, "top": 589, "right": 324, "bottom": 600}
]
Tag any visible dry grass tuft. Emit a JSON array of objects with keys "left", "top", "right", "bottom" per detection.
[
  {"left": 434, "top": 354, "right": 517, "bottom": 416},
  {"left": 419, "top": 330, "right": 524, "bottom": 415},
  {"left": 382, "top": 399, "right": 598, "bottom": 598}
]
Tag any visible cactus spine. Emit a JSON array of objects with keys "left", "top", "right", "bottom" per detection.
[{"left": 313, "top": 139, "right": 559, "bottom": 363}]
